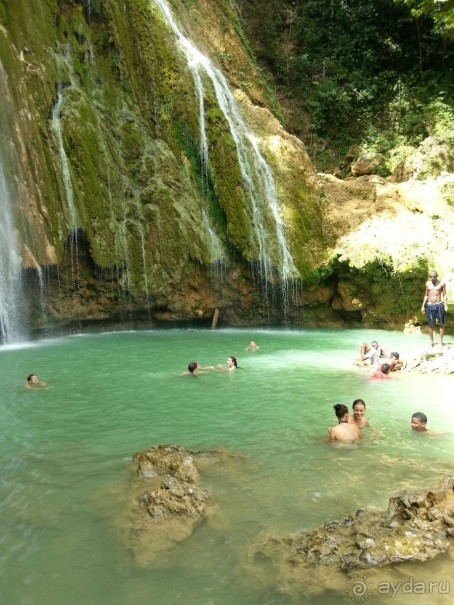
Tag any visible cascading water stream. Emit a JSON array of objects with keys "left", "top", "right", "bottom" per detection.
[
  {"left": 201, "top": 209, "right": 224, "bottom": 265},
  {"left": 151, "top": 0, "right": 298, "bottom": 292},
  {"left": 0, "top": 148, "right": 25, "bottom": 344},
  {"left": 51, "top": 84, "right": 79, "bottom": 231},
  {"left": 50, "top": 48, "right": 88, "bottom": 330}
]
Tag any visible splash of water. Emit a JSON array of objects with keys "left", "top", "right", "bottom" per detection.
[{"left": 151, "top": 0, "right": 298, "bottom": 287}]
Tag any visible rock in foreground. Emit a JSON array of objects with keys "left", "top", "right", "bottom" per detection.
[
  {"left": 246, "top": 477, "right": 454, "bottom": 597},
  {"left": 121, "top": 445, "right": 213, "bottom": 566},
  {"left": 121, "top": 444, "right": 246, "bottom": 566}
]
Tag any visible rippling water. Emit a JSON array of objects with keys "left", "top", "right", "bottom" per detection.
[{"left": 1, "top": 328, "right": 453, "bottom": 605}]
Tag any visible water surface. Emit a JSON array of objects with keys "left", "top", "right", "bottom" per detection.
[{"left": 1, "top": 328, "right": 453, "bottom": 605}]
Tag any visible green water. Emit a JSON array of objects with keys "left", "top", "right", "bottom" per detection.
[{"left": 1, "top": 328, "right": 453, "bottom": 605}]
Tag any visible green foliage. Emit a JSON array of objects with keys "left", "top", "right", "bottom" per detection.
[
  {"left": 240, "top": 0, "right": 453, "bottom": 172},
  {"left": 393, "top": 0, "right": 454, "bottom": 38}
]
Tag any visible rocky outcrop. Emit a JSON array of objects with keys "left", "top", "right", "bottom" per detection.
[
  {"left": 403, "top": 343, "right": 454, "bottom": 374},
  {"left": 121, "top": 445, "right": 211, "bottom": 565},
  {"left": 0, "top": 0, "right": 453, "bottom": 334},
  {"left": 121, "top": 444, "right": 246, "bottom": 566},
  {"left": 246, "top": 477, "right": 454, "bottom": 597}
]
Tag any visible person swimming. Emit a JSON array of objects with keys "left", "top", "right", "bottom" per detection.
[
  {"left": 227, "top": 356, "right": 238, "bottom": 371},
  {"left": 411, "top": 412, "right": 444, "bottom": 435},
  {"left": 180, "top": 362, "right": 215, "bottom": 376},
  {"left": 24, "top": 374, "right": 48, "bottom": 389},
  {"left": 349, "top": 399, "right": 370, "bottom": 428},
  {"left": 214, "top": 356, "right": 239, "bottom": 372},
  {"left": 371, "top": 363, "right": 391, "bottom": 380},
  {"left": 244, "top": 340, "right": 259, "bottom": 351},
  {"left": 328, "top": 403, "right": 361, "bottom": 443}
]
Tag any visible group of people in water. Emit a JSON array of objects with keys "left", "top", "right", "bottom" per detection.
[
  {"left": 181, "top": 340, "right": 260, "bottom": 376},
  {"left": 355, "top": 340, "right": 406, "bottom": 379},
  {"left": 329, "top": 400, "right": 438, "bottom": 443},
  {"left": 330, "top": 298, "right": 448, "bottom": 441},
  {"left": 27, "top": 269, "right": 448, "bottom": 442},
  {"left": 181, "top": 333, "right": 440, "bottom": 443}
]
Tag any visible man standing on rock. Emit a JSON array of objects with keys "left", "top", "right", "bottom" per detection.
[{"left": 421, "top": 270, "right": 448, "bottom": 347}]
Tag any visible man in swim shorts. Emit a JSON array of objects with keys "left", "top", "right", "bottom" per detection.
[{"left": 421, "top": 270, "right": 448, "bottom": 347}]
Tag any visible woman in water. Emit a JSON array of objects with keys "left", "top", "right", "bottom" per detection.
[
  {"left": 328, "top": 403, "right": 360, "bottom": 443},
  {"left": 226, "top": 356, "right": 238, "bottom": 371},
  {"left": 349, "top": 399, "right": 370, "bottom": 428},
  {"left": 215, "top": 356, "right": 238, "bottom": 372}
]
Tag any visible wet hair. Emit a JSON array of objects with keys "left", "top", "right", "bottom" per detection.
[
  {"left": 27, "top": 374, "right": 35, "bottom": 383},
  {"left": 371, "top": 340, "right": 379, "bottom": 347},
  {"left": 352, "top": 399, "right": 366, "bottom": 409},
  {"left": 187, "top": 362, "right": 198, "bottom": 373},
  {"left": 380, "top": 363, "right": 390, "bottom": 375},
  {"left": 412, "top": 412, "right": 427, "bottom": 424},
  {"left": 391, "top": 352, "right": 399, "bottom": 359},
  {"left": 333, "top": 403, "right": 349, "bottom": 419},
  {"left": 229, "top": 356, "right": 238, "bottom": 368}
]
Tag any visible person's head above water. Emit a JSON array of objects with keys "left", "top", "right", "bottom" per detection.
[
  {"left": 333, "top": 403, "right": 349, "bottom": 421},
  {"left": 27, "top": 374, "right": 38, "bottom": 384},
  {"left": 411, "top": 412, "right": 428, "bottom": 431},
  {"left": 187, "top": 362, "right": 199, "bottom": 374},
  {"left": 352, "top": 399, "right": 366, "bottom": 409},
  {"left": 391, "top": 352, "right": 399, "bottom": 360},
  {"left": 352, "top": 399, "right": 366, "bottom": 415},
  {"left": 227, "top": 356, "right": 238, "bottom": 369},
  {"left": 371, "top": 340, "right": 379, "bottom": 348},
  {"left": 380, "top": 363, "right": 390, "bottom": 375}
]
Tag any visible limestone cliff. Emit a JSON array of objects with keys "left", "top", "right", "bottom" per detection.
[{"left": 0, "top": 0, "right": 452, "bottom": 337}]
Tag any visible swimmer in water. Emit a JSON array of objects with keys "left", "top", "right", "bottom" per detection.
[
  {"left": 371, "top": 363, "right": 391, "bottom": 380},
  {"left": 215, "top": 356, "right": 239, "bottom": 372},
  {"left": 411, "top": 412, "right": 444, "bottom": 436},
  {"left": 348, "top": 399, "right": 370, "bottom": 428},
  {"left": 180, "top": 362, "right": 215, "bottom": 376},
  {"left": 244, "top": 340, "right": 259, "bottom": 351},
  {"left": 24, "top": 374, "right": 48, "bottom": 389},
  {"left": 328, "top": 403, "right": 361, "bottom": 443}
]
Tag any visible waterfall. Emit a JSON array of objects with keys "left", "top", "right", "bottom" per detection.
[
  {"left": 0, "top": 148, "right": 25, "bottom": 344},
  {"left": 51, "top": 48, "right": 85, "bottom": 330},
  {"left": 51, "top": 84, "right": 79, "bottom": 231},
  {"left": 151, "top": 0, "right": 298, "bottom": 287},
  {"left": 201, "top": 209, "right": 224, "bottom": 265}
]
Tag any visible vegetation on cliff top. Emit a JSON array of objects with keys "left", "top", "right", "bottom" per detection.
[{"left": 238, "top": 0, "right": 453, "bottom": 173}]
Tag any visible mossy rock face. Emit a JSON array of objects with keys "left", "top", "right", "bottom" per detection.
[{"left": 2, "top": 0, "right": 452, "bottom": 331}]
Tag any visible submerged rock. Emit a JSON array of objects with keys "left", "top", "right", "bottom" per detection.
[
  {"left": 121, "top": 445, "right": 212, "bottom": 566},
  {"left": 122, "top": 444, "right": 246, "bottom": 566},
  {"left": 246, "top": 477, "right": 454, "bottom": 597}
]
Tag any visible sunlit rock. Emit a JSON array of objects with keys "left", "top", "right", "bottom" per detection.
[{"left": 245, "top": 477, "right": 454, "bottom": 597}]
